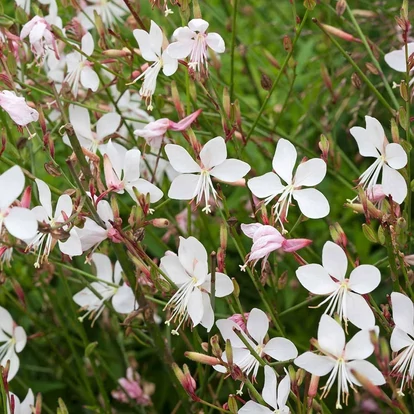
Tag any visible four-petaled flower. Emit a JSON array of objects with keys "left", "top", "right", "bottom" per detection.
[
  {"left": 296, "top": 241, "right": 380, "bottom": 329},
  {"left": 166, "top": 136, "right": 251, "bottom": 213},
  {"left": 248, "top": 138, "right": 329, "bottom": 231},
  {"left": 294, "top": 315, "right": 385, "bottom": 409},
  {"left": 350, "top": 116, "right": 407, "bottom": 204},
  {"left": 73, "top": 253, "right": 137, "bottom": 324},
  {"left": 161, "top": 236, "right": 234, "bottom": 335}
]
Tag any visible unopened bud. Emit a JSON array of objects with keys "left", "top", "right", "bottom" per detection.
[
  {"left": 44, "top": 161, "right": 61, "bottom": 177},
  {"left": 151, "top": 218, "right": 169, "bottom": 228},
  {"left": 35, "top": 393, "right": 42, "bottom": 414},
  {"left": 303, "top": 0, "right": 316, "bottom": 11},
  {"left": 225, "top": 339, "right": 233, "bottom": 366},
  {"left": 365, "top": 62, "right": 379, "bottom": 75},
  {"left": 362, "top": 223, "right": 378, "bottom": 244},
  {"left": 289, "top": 365, "right": 298, "bottom": 383},
  {"left": 319, "top": 134, "right": 330, "bottom": 162},
  {"left": 223, "top": 87, "right": 231, "bottom": 118},
  {"left": 336, "top": 0, "right": 347, "bottom": 16},
  {"left": 308, "top": 374, "right": 320, "bottom": 400},
  {"left": 172, "top": 363, "right": 198, "bottom": 400},
  {"left": 351, "top": 72, "right": 362, "bottom": 89},
  {"left": 379, "top": 337, "right": 390, "bottom": 370},
  {"left": 171, "top": 81, "right": 185, "bottom": 118},
  {"left": 260, "top": 73, "right": 272, "bottom": 90},
  {"left": 232, "top": 278, "right": 240, "bottom": 298},
  {"left": 184, "top": 352, "right": 220, "bottom": 365},
  {"left": 329, "top": 222, "right": 347, "bottom": 248},
  {"left": 107, "top": 227, "right": 123, "bottom": 243},
  {"left": 227, "top": 395, "right": 238, "bottom": 413},
  {"left": 110, "top": 195, "right": 119, "bottom": 219},
  {"left": 278, "top": 271, "right": 288, "bottom": 290},
  {"left": 210, "top": 334, "right": 223, "bottom": 358},
  {"left": 398, "top": 106, "right": 408, "bottom": 130},
  {"left": 391, "top": 118, "right": 400, "bottom": 143},
  {"left": 103, "top": 48, "right": 132, "bottom": 57},
  {"left": 321, "top": 24, "right": 358, "bottom": 42},
  {"left": 283, "top": 35, "right": 292, "bottom": 52},
  {"left": 400, "top": 80, "right": 409, "bottom": 102}
]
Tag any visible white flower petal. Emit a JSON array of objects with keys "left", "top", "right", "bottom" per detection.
[
  {"left": 168, "top": 174, "right": 200, "bottom": 200},
  {"left": 200, "top": 291, "right": 214, "bottom": 332},
  {"left": 213, "top": 272, "right": 234, "bottom": 298},
  {"left": 247, "top": 308, "right": 269, "bottom": 344},
  {"left": 0, "top": 307, "right": 14, "bottom": 336},
  {"left": 165, "top": 144, "right": 201, "bottom": 173},
  {"left": 272, "top": 138, "right": 297, "bottom": 184},
  {"left": 292, "top": 188, "right": 330, "bottom": 219},
  {"left": 318, "top": 314, "right": 345, "bottom": 358},
  {"left": 262, "top": 365, "right": 277, "bottom": 410},
  {"left": 345, "top": 327, "right": 377, "bottom": 360},
  {"left": 92, "top": 253, "right": 113, "bottom": 283},
  {"left": 178, "top": 236, "right": 208, "bottom": 277},
  {"left": 77, "top": 218, "right": 108, "bottom": 251},
  {"left": 294, "top": 352, "right": 335, "bottom": 376},
  {"left": 81, "top": 32, "right": 94, "bottom": 56},
  {"left": 14, "top": 326, "right": 27, "bottom": 353},
  {"left": 382, "top": 163, "right": 407, "bottom": 204},
  {"left": 96, "top": 112, "right": 121, "bottom": 140},
  {"left": 112, "top": 284, "right": 137, "bottom": 314},
  {"left": 294, "top": 158, "right": 327, "bottom": 187},
  {"left": 69, "top": 105, "right": 93, "bottom": 143},
  {"left": 391, "top": 292, "right": 414, "bottom": 337},
  {"left": 239, "top": 401, "right": 273, "bottom": 414},
  {"left": 346, "top": 360, "right": 385, "bottom": 386},
  {"left": 348, "top": 265, "right": 380, "bottom": 294},
  {"left": 216, "top": 319, "right": 254, "bottom": 348},
  {"left": 200, "top": 137, "right": 227, "bottom": 169},
  {"left": 54, "top": 194, "right": 73, "bottom": 221},
  {"left": 133, "top": 29, "right": 159, "bottom": 62},
  {"left": 390, "top": 327, "right": 414, "bottom": 352},
  {"left": 128, "top": 178, "right": 163, "bottom": 203},
  {"left": 346, "top": 291, "right": 376, "bottom": 329},
  {"left": 247, "top": 173, "right": 284, "bottom": 199},
  {"left": 0, "top": 166, "right": 24, "bottom": 209},
  {"left": 365, "top": 116, "right": 386, "bottom": 154},
  {"left": 20, "top": 389, "right": 34, "bottom": 414},
  {"left": 206, "top": 33, "right": 225, "bottom": 53},
  {"left": 3, "top": 349, "right": 19, "bottom": 381},
  {"left": 58, "top": 228, "right": 82, "bottom": 257},
  {"left": 81, "top": 67, "right": 99, "bottom": 92},
  {"left": 385, "top": 143, "right": 408, "bottom": 169},
  {"left": 4, "top": 207, "right": 38, "bottom": 240},
  {"left": 322, "top": 241, "right": 347, "bottom": 281},
  {"left": 166, "top": 40, "right": 193, "bottom": 59},
  {"left": 188, "top": 19, "right": 209, "bottom": 33},
  {"left": 263, "top": 337, "right": 298, "bottom": 361},
  {"left": 123, "top": 149, "right": 141, "bottom": 183},
  {"left": 148, "top": 20, "right": 163, "bottom": 55},
  {"left": 210, "top": 159, "right": 250, "bottom": 182},
  {"left": 35, "top": 179, "right": 52, "bottom": 218},
  {"left": 161, "top": 50, "right": 178, "bottom": 76},
  {"left": 296, "top": 263, "right": 338, "bottom": 294},
  {"left": 384, "top": 48, "right": 407, "bottom": 72},
  {"left": 187, "top": 288, "right": 204, "bottom": 327},
  {"left": 277, "top": 375, "right": 291, "bottom": 411},
  {"left": 160, "top": 255, "right": 190, "bottom": 285},
  {"left": 350, "top": 126, "right": 379, "bottom": 158}
]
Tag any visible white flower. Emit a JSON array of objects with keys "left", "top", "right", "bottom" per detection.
[
  {"left": 25, "top": 179, "right": 81, "bottom": 267},
  {"left": 104, "top": 140, "right": 163, "bottom": 203},
  {"left": 7, "top": 389, "right": 34, "bottom": 414},
  {"left": 132, "top": 21, "right": 178, "bottom": 110},
  {"left": 161, "top": 236, "right": 234, "bottom": 335},
  {"left": 296, "top": 241, "right": 380, "bottom": 330},
  {"left": 239, "top": 366, "right": 290, "bottom": 414},
  {"left": 0, "top": 91, "right": 39, "bottom": 127},
  {"left": 63, "top": 105, "right": 121, "bottom": 153},
  {"left": 248, "top": 138, "right": 329, "bottom": 231},
  {"left": 73, "top": 253, "right": 137, "bottom": 324},
  {"left": 390, "top": 292, "right": 414, "bottom": 395},
  {"left": 166, "top": 136, "right": 251, "bottom": 213},
  {"left": 294, "top": 315, "right": 385, "bottom": 409},
  {"left": 384, "top": 42, "right": 414, "bottom": 78},
  {"left": 216, "top": 308, "right": 298, "bottom": 380},
  {"left": 64, "top": 32, "right": 99, "bottom": 97},
  {"left": 0, "top": 166, "right": 38, "bottom": 240},
  {"left": 166, "top": 19, "right": 225, "bottom": 73},
  {"left": 350, "top": 116, "right": 407, "bottom": 204},
  {"left": 78, "top": 0, "right": 127, "bottom": 30},
  {"left": 0, "top": 306, "right": 27, "bottom": 381}
]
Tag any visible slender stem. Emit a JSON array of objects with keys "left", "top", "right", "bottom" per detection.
[
  {"left": 233, "top": 329, "right": 267, "bottom": 367},
  {"left": 229, "top": 0, "right": 238, "bottom": 102}
]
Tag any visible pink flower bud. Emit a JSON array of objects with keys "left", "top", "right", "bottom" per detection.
[
  {"left": 107, "top": 228, "right": 123, "bottom": 243},
  {"left": 227, "top": 313, "right": 249, "bottom": 333}
]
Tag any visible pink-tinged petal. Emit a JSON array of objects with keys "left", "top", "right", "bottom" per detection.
[
  {"left": 390, "top": 327, "right": 413, "bottom": 353},
  {"left": 58, "top": 228, "right": 82, "bottom": 257},
  {"left": 178, "top": 236, "right": 208, "bottom": 276},
  {"left": 382, "top": 163, "right": 407, "bottom": 204},
  {"left": 295, "top": 264, "right": 338, "bottom": 294},
  {"left": 294, "top": 158, "right": 327, "bottom": 187},
  {"left": 206, "top": 32, "right": 225, "bottom": 53},
  {"left": 247, "top": 308, "right": 269, "bottom": 344},
  {"left": 188, "top": 19, "right": 209, "bottom": 33},
  {"left": 263, "top": 337, "right": 298, "bottom": 361},
  {"left": 216, "top": 319, "right": 254, "bottom": 349},
  {"left": 322, "top": 241, "right": 347, "bottom": 281},
  {"left": 77, "top": 218, "right": 108, "bottom": 251},
  {"left": 123, "top": 149, "right": 141, "bottom": 183},
  {"left": 160, "top": 255, "right": 190, "bottom": 285},
  {"left": 168, "top": 174, "right": 200, "bottom": 200},
  {"left": 92, "top": 253, "right": 113, "bottom": 283},
  {"left": 200, "top": 291, "right": 214, "bottom": 332},
  {"left": 282, "top": 238, "right": 312, "bottom": 252},
  {"left": 166, "top": 40, "right": 194, "bottom": 59},
  {"left": 187, "top": 288, "right": 204, "bottom": 327},
  {"left": 104, "top": 154, "right": 122, "bottom": 191},
  {"left": 0, "top": 91, "right": 39, "bottom": 126},
  {"left": 165, "top": 144, "right": 200, "bottom": 173},
  {"left": 199, "top": 137, "right": 227, "bottom": 169},
  {"left": 81, "top": 32, "right": 94, "bottom": 56},
  {"left": 148, "top": 20, "right": 163, "bottom": 54},
  {"left": 105, "top": 140, "right": 124, "bottom": 180},
  {"left": 169, "top": 109, "right": 202, "bottom": 131},
  {"left": 294, "top": 352, "right": 335, "bottom": 376},
  {"left": 54, "top": 194, "right": 73, "bottom": 221},
  {"left": 292, "top": 188, "right": 330, "bottom": 219},
  {"left": 391, "top": 292, "right": 414, "bottom": 337},
  {"left": 0, "top": 307, "right": 14, "bottom": 336},
  {"left": 384, "top": 48, "right": 407, "bottom": 72},
  {"left": 247, "top": 172, "right": 284, "bottom": 199},
  {"left": 80, "top": 67, "right": 99, "bottom": 92},
  {"left": 128, "top": 179, "right": 163, "bottom": 203},
  {"left": 272, "top": 138, "right": 297, "bottom": 184},
  {"left": 161, "top": 50, "right": 178, "bottom": 76},
  {"left": 365, "top": 116, "right": 386, "bottom": 154},
  {"left": 385, "top": 143, "right": 407, "bottom": 169},
  {"left": 318, "top": 315, "right": 345, "bottom": 357},
  {"left": 345, "top": 327, "right": 377, "bottom": 360},
  {"left": 239, "top": 401, "right": 273, "bottom": 414},
  {"left": 0, "top": 165, "right": 24, "bottom": 209},
  {"left": 96, "top": 112, "right": 121, "bottom": 140},
  {"left": 240, "top": 223, "right": 263, "bottom": 239},
  {"left": 133, "top": 29, "right": 159, "bottom": 62},
  {"left": 112, "top": 285, "right": 137, "bottom": 314},
  {"left": 252, "top": 225, "right": 283, "bottom": 244},
  {"left": 262, "top": 365, "right": 277, "bottom": 410},
  {"left": 96, "top": 199, "right": 114, "bottom": 225},
  {"left": 345, "top": 292, "right": 376, "bottom": 329},
  {"left": 210, "top": 159, "right": 250, "bottom": 182},
  {"left": 277, "top": 374, "right": 291, "bottom": 410},
  {"left": 350, "top": 126, "right": 380, "bottom": 158},
  {"left": 348, "top": 265, "right": 381, "bottom": 294},
  {"left": 29, "top": 21, "right": 47, "bottom": 44},
  {"left": 346, "top": 360, "right": 385, "bottom": 386},
  {"left": 14, "top": 326, "right": 27, "bottom": 353},
  {"left": 4, "top": 207, "right": 38, "bottom": 240},
  {"left": 69, "top": 105, "right": 93, "bottom": 143}
]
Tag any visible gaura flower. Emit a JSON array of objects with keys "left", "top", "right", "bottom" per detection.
[
  {"left": 0, "top": 306, "right": 27, "bottom": 381},
  {"left": 78, "top": 0, "right": 127, "bottom": 30},
  {"left": 134, "top": 109, "right": 202, "bottom": 150},
  {"left": 350, "top": 116, "right": 407, "bottom": 204},
  {"left": 296, "top": 241, "right": 380, "bottom": 330},
  {"left": 104, "top": 140, "right": 163, "bottom": 204},
  {"left": 239, "top": 366, "right": 291, "bottom": 414},
  {"left": 384, "top": 42, "right": 414, "bottom": 80},
  {"left": 20, "top": 15, "right": 59, "bottom": 61},
  {"left": 0, "top": 166, "right": 38, "bottom": 240},
  {"left": 240, "top": 222, "right": 312, "bottom": 271},
  {"left": 166, "top": 19, "right": 225, "bottom": 74},
  {"left": 64, "top": 32, "right": 99, "bottom": 97},
  {"left": 161, "top": 236, "right": 234, "bottom": 335},
  {"left": 215, "top": 308, "right": 298, "bottom": 380},
  {"left": 248, "top": 138, "right": 329, "bottom": 231},
  {"left": 0, "top": 91, "right": 39, "bottom": 127},
  {"left": 25, "top": 179, "right": 81, "bottom": 267},
  {"left": 294, "top": 315, "right": 385, "bottom": 409},
  {"left": 73, "top": 253, "right": 137, "bottom": 324},
  {"left": 132, "top": 21, "right": 178, "bottom": 110},
  {"left": 166, "top": 136, "right": 251, "bottom": 213},
  {"left": 63, "top": 105, "right": 121, "bottom": 153},
  {"left": 7, "top": 389, "right": 34, "bottom": 414},
  {"left": 390, "top": 292, "right": 414, "bottom": 395}
]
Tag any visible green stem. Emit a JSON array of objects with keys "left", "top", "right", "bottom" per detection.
[{"left": 229, "top": 0, "right": 238, "bottom": 102}]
